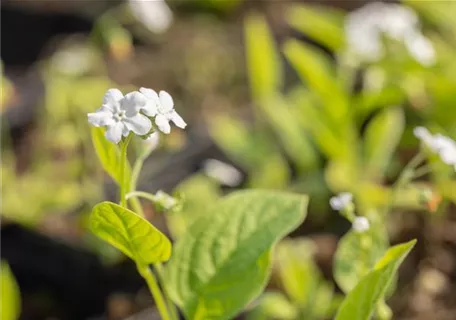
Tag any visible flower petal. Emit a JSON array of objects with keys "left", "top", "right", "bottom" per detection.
[
  {"left": 155, "top": 114, "right": 171, "bottom": 134},
  {"left": 139, "top": 88, "right": 160, "bottom": 116},
  {"left": 159, "top": 90, "right": 174, "bottom": 113},
  {"left": 105, "top": 122, "right": 124, "bottom": 144},
  {"left": 88, "top": 111, "right": 115, "bottom": 127},
  {"left": 122, "top": 124, "right": 130, "bottom": 137},
  {"left": 140, "top": 87, "right": 160, "bottom": 100},
  {"left": 169, "top": 110, "right": 187, "bottom": 129},
  {"left": 102, "top": 89, "right": 124, "bottom": 111},
  {"left": 121, "top": 91, "right": 147, "bottom": 117},
  {"left": 123, "top": 114, "right": 152, "bottom": 136}
]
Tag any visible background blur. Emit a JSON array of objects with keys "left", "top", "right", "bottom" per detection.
[{"left": 2, "top": 0, "right": 456, "bottom": 319}]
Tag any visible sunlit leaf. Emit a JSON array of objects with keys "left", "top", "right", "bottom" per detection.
[
  {"left": 334, "top": 229, "right": 388, "bottom": 293},
  {"left": 168, "top": 174, "right": 222, "bottom": 239},
  {"left": 277, "top": 238, "right": 319, "bottom": 306},
  {"left": 165, "top": 190, "right": 308, "bottom": 320},
  {"left": 1, "top": 261, "right": 21, "bottom": 320},
  {"left": 335, "top": 240, "right": 416, "bottom": 320},
  {"left": 248, "top": 154, "right": 290, "bottom": 189},
  {"left": 287, "top": 4, "right": 345, "bottom": 51},
  {"left": 364, "top": 107, "right": 405, "bottom": 180},
  {"left": 259, "top": 94, "right": 319, "bottom": 172},
  {"left": 245, "top": 13, "right": 282, "bottom": 100},
  {"left": 91, "top": 127, "right": 131, "bottom": 188},
  {"left": 209, "top": 115, "right": 290, "bottom": 187},
  {"left": 90, "top": 202, "right": 171, "bottom": 265},
  {"left": 247, "top": 291, "right": 298, "bottom": 320},
  {"left": 283, "top": 40, "right": 348, "bottom": 122}
]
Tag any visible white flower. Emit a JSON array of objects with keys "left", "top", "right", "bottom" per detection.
[
  {"left": 88, "top": 89, "right": 152, "bottom": 143},
  {"left": 330, "top": 192, "right": 353, "bottom": 211},
  {"left": 352, "top": 216, "right": 370, "bottom": 233},
  {"left": 129, "top": 0, "right": 173, "bottom": 34},
  {"left": 414, "top": 126, "right": 456, "bottom": 169},
  {"left": 405, "top": 33, "right": 436, "bottom": 66},
  {"left": 139, "top": 88, "right": 186, "bottom": 134},
  {"left": 345, "top": 2, "right": 435, "bottom": 66},
  {"left": 414, "top": 127, "right": 435, "bottom": 149},
  {"left": 203, "top": 159, "right": 243, "bottom": 187}
]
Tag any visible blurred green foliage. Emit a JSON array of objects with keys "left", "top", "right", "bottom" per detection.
[
  {"left": 207, "top": 1, "right": 456, "bottom": 219},
  {"left": 247, "top": 238, "right": 343, "bottom": 320},
  {"left": 1, "top": 261, "right": 21, "bottom": 320}
]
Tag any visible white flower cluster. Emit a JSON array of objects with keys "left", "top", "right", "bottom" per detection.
[
  {"left": 129, "top": 0, "right": 173, "bottom": 34},
  {"left": 88, "top": 88, "right": 186, "bottom": 144},
  {"left": 329, "top": 192, "right": 353, "bottom": 211},
  {"left": 345, "top": 2, "right": 435, "bottom": 66},
  {"left": 352, "top": 216, "right": 370, "bottom": 233},
  {"left": 414, "top": 127, "right": 456, "bottom": 170}
]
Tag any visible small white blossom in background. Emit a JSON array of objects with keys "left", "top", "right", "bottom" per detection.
[
  {"left": 345, "top": 2, "right": 435, "bottom": 66},
  {"left": 129, "top": 0, "right": 173, "bottom": 34},
  {"left": 88, "top": 89, "right": 151, "bottom": 144},
  {"left": 352, "top": 216, "right": 370, "bottom": 233},
  {"left": 414, "top": 127, "right": 456, "bottom": 170},
  {"left": 154, "top": 190, "right": 178, "bottom": 211},
  {"left": 330, "top": 192, "right": 353, "bottom": 211},
  {"left": 140, "top": 88, "right": 186, "bottom": 134},
  {"left": 203, "top": 159, "right": 243, "bottom": 187}
]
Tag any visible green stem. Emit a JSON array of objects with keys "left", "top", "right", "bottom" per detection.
[
  {"left": 119, "top": 134, "right": 133, "bottom": 207},
  {"left": 126, "top": 191, "right": 157, "bottom": 203},
  {"left": 412, "top": 165, "right": 432, "bottom": 179},
  {"left": 131, "top": 156, "right": 146, "bottom": 193},
  {"left": 385, "top": 152, "right": 424, "bottom": 215},
  {"left": 128, "top": 156, "right": 147, "bottom": 217},
  {"left": 137, "top": 264, "right": 171, "bottom": 320},
  {"left": 155, "top": 263, "right": 180, "bottom": 320}
]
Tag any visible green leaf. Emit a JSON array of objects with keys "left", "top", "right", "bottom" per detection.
[
  {"left": 168, "top": 174, "right": 222, "bottom": 239},
  {"left": 277, "top": 238, "right": 320, "bottom": 306},
  {"left": 208, "top": 115, "right": 290, "bottom": 187},
  {"left": 91, "top": 127, "right": 131, "bottom": 187},
  {"left": 334, "top": 229, "right": 388, "bottom": 293},
  {"left": 364, "top": 107, "right": 405, "bottom": 180},
  {"left": 283, "top": 40, "right": 348, "bottom": 122},
  {"left": 259, "top": 94, "right": 319, "bottom": 172},
  {"left": 247, "top": 291, "right": 298, "bottom": 320},
  {"left": 245, "top": 13, "right": 282, "bottom": 100},
  {"left": 90, "top": 201, "right": 171, "bottom": 265},
  {"left": 287, "top": 88, "right": 344, "bottom": 160},
  {"left": 247, "top": 154, "right": 290, "bottom": 189},
  {"left": 335, "top": 240, "right": 416, "bottom": 320},
  {"left": 287, "top": 4, "right": 345, "bottom": 51},
  {"left": 165, "top": 190, "right": 308, "bottom": 320},
  {"left": 1, "top": 261, "right": 21, "bottom": 320}
]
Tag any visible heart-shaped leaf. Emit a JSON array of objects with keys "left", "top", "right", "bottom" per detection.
[
  {"left": 335, "top": 239, "right": 416, "bottom": 320},
  {"left": 165, "top": 190, "right": 308, "bottom": 320},
  {"left": 90, "top": 201, "right": 171, "bottom": 265}
]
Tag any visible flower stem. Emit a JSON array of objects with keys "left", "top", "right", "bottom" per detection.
[
  {"left": 126, "top": 191, "right": 157, "bottom": 203},
  {"left": 119, "top": 134, "right": 133, "bottom": 208},
  {"left": 137, "top": 264, "right": 171, "bottom": 320},
  {"left": 385, "top": 152, "right": 424, "bottom": 215},
  {"left": 154, "top": 263, "right": 180, "bottom": 320}
]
